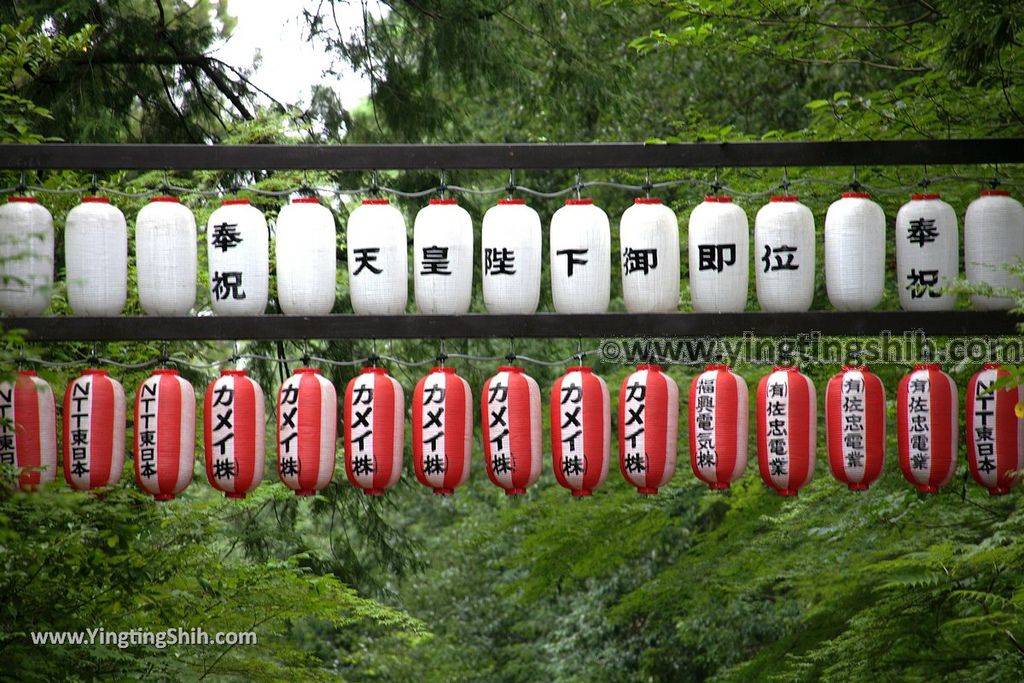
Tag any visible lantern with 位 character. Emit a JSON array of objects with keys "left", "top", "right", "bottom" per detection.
[
  {"left": 345, "top": 366, "right": 405, "bottom": 495},
  {"left": 754, "top": 196, "right": 815, "bottom": 312},
  {"left": 550, "top": 366, "right": 610, "bottom": 496},
  {"left": 277, "top": 368, "right": 337, "bottom": 496}
]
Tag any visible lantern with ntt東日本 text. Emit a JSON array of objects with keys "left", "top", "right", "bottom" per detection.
[
  {"left": 0, "top": 370, "right": 57, "bottom": 491},
  {"left": 896, "top": 194, "right": 958, "bottom": 311},
  {"left": 688, "top": 196, "right": 749, "bottom": 313},
  {"left": 204, "top": 369, "right": 265, "bottom": 499},
  {"left": 619, "top": 364, "right": 678, "bottom": 494},
  {"left": 135, "top": 196, "right": 197, "bottom": 316},
  {"left": 550, "top": 199, "right": 611, "bottom": 314},
  {"left": 966, "top": 363, "right": 1022, "bottom": 495},
  {"left": 825, "top": 365, "right": 886, "bottom": 491},
  {"left": 619, "top": 198, "right": 680, "bottom": 313},
  {"left": 689, "top": 364, "right": 748, "bottom": 490},
  {"left": 0, "top": 197, "right": 53, "bottom": 316},
  {"left": 134, "top": 369, "right": 195, "bottom": 501},
  {"left": 824, "top": 192, "right": 885, "bottom": 312},
  {"left": 412, "top": 366, "right": 473, "bottom": 495},
  {"left": 551, "top": 366, "right": 610, "bottom": 496},
  {"left": 65, "top": 196, "right": 128, "bottom": 317},
  {"left": 345, "top": 366, "right": 405, "bottom": 495},
  {"left": 754, "top": 196, "right": 815, "bottom": 313},
  {"left": 756, "top": 365, "right": 816, "bottom": 497},
  {"left": 276, "top": 368, "right": 337, "bottom": 496},
  {"left": 414, "top": 198, "right": 473, "bottom": 314},
  {"left": 481, "top": 199, "right": 542, "bottom": 314},
  {"left": 964, "top": 189, "right": 1024, "bottom": 311},
  {"left": 897, "top": 363, "right": 958, "bottom": 494},
  {"left": 275, "top": 198, "right": 336, "bottom": 316},
  {"left": 63, "top": 369, "right": 126, "bottom": 491},
  {"left": 347, "top": 198, "right": 409, "bottom": 315},
  {"left": 481, "top": 366, "right": 543, "bottom": 495},
  {"left": 206, "top": 199, "right": 269, "bottom": 316}
]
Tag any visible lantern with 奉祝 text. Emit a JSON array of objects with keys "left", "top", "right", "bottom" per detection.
[
  {"left": 347, "top": 198, "right": 409, "bottom": 315},
  {"left": 345, "top": 366, "right": 405, "bottom": 495},
  {"left": 482, "top": 366, "right": 543, "bottom": 495},
  {"left": 756, "top": 366, "right": 816, "bottom": 497},
  {"left": 414, "top": 198, "right": 473, "bottom": 314},
  {"left": 964, "top": 189, "right": 1024, "bottom": 310},
  {"left": 134, "top": 369, "right": 195, "bottom": 501},
  {"left": 824, "top": 192, "right": 885, "bottom": 311},
  {"left": 481, "top": 199, "right": 542, "bottom": 314},
  {"left": 0, "top": 197, "right": 53, "bottom": 316},
  {"left": 895, "top": 193, "right": 959, "bottom": 311},
  {"left": 0, "top": 370, "right": 57, "bottom": 491},
  {"left": 65, "top": 196, "right": 128, "bottom": 317},
  {"left": 897, "top": 363, "right": 958, "bottom": 493},
  {"left": 275, "top": 198, "right": 336, "bottom": 316},
  {"left": 619, "top": 364, "right": 678, "bottom": 494},
  {"left": 63, "top": 369, "right": 126, "bottom": 491},
  {"left": 754, "top": 196, "right": 815, "bottom": 312},
  {"left": 965, "top": 363, "right": 1023, "bottom": 495},
  {"left": 550, "top": 366, "right": 610, "bottom": 496},
  {"left": 550, "top": 199, "right": 611, "bottom": 314},
  {"left": 688, "top": 196, "right": 749, "bottom": 313},
  {"left": 689, "top": 364, "right": 748, "bottom": 490},
  {"left": 135, "top": 196, "right": 197, "bottom": 316},
  {"left": 825, "top": 365, "right": 886, "bottom": 491},
  {"left": 619, "top": 198, "right": 680, "bottom": 313},
  {"left": 206, "top": 199, "right": 269, "bottom": 315},
  {"left": 204, "top": 369, "right": 265, "bottom": 499},
  {"left": 277, "top": 368, "right": 337, "bottom": 496},
  {"left": 412, "top": 366, "right": 473, "bottom": 495}
]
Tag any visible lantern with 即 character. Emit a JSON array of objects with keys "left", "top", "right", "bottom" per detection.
[{"left": 688, "top": 196, "right": 749, "bottom": 313}]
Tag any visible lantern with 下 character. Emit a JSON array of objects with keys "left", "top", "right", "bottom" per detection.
[
  {"left": 825, "top": 366, "right": 886, "bottom": 491},
  {"left": 134, "top": 369, "right": 195, "bottom": 501},
  {"left": 65, "top": 197, "right": 128, "bottom": 316},
  {"left": 206, "top": 199, "right": 269, "bottom": 315},
  {"left": 412, "top": 366, "right": 473, "bottom": 495},
  {"left": 275, "top": 198, "right": 337, "bottom": 316},
  {"left": 204, "top": 369, "right": 265, "bottom": 499},
  {"left": 688, "top": 196, "right": 749, "bottom": 313},
  {"left": 345, "top": 366, "right": 405, "bottom": 495},
  {"left": 756, "top": 366, "right": 816, "bottom": 496},
  {"left": 619, "top": 364, "right": 678, "bottom": 494},
  {"left": 481, "top": 199, "right": 542, "bottom": 314},
  {"left": 824, "top": 192, "right": 885, "bottom": 311},
  {"left": 897, "top": 363, "right": 958, "bottom": 493},
  {"left": 0, "top": 197, "right": 54, "bottom": 316},
  {"left": 619, "top": 198, "right": 680, "bottom": 313},
  {"left": 754, "top": 196, "right": 815, "bottom": 312},
  {"left": 0, "top": 370, "right": 57, "bottom": 491},
  {"left": 482, "top": 366, "right": 543, "bottom": 495},
  {"left": 689, "top": 364, "right": 748, "bottom": 490},
  {"left": 896, "top": 194, "right": 959, "bottom": 311},
  {"left": 964, "top": 189, "right": 1024, "bottom": 310},
  {"left": 63, "top": 369, "right": 126, "bottom": 491},
  {"left": 277, "top": 368, "right": 337, "bottom": 496},
  {"left": 551, "top": 366, "right": 610, "bottom": 496},
  {"left": 550, "top": 199, "right": 611, "bottom": 314},
  {"left": 135, "top": 196, "right": 197, "bottom": 316},
  {"left": 347, "top": 198, "right": 408, "bottom": 315},
  {"left": 966, "top": 363, "right": 1022, "bottom": 495},
  {"left": 414, "top": 198, "right": 473, "bottom": 314}
]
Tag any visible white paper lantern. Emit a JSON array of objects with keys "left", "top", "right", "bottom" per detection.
[
  {"left": 136, "top": 196, "right": 197, "bottom": 316},
  {"left": 413, "top": 198, "right": 473, "bottom": 314},
  {"left": 206, "top": 199, "right": 269, "bottom": 315},
  {"left": 0, "top": 197, "right": 53, "bottom": 316},
  {"left": 964, "top": 189, "right": 1024, "bottom": 310},
  {"left": 347, "top": 198, "right": 408, "bottom": 315},
  {"left": 550, "top": 198, "right": 611, "bottom": 314},
  {"left": 619, "top": 198, "right": 680, "bottom": 313},
  {"left": 687, "top": 196, "right": 749, "bottom": 313},
  {"left": 895, "top": 193, "right": 958, "bottom": 311},
  {"left": 275, "top": 198, "right": 336, "bottom": 315},
  {"left": 754, "top": 196, "right": 815, "bottom": 312},
  {"left": 65, "top": 197, "right": 128, "bottom": 317},
  {"left": 824, "top": 192, "right": 885, "bottom": 311},
  {"left": 481, "top": 199, "right": 541, "bottom": 314}
]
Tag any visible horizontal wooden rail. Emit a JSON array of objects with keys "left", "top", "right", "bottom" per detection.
[{"left": 4, "top": 312, "right": 1018, "bottom": 341}]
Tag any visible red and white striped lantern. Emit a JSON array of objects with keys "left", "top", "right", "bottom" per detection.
[
  {"left": 63, "top": 369, "right": 126, "bottom": 491},
  {"left": 966, "top": 363, "right": 1023, "bottom": 495},
  {"left": 688, "top": 364, "right": 748, "bottom": 490},
  {"left": 277, "top": 368, "right": 337, "bottom": 496},
  {"left": 481, "top": 366, "right": 543, "bottom": 495},
  {"left": 551, "top": 366, "right": 610, "bottom": 496},
  {"left": 204, "top": 369, "right": 265, "bottom": 499},
  {"left": 344, "top": 367, "right": 405, "bottom": 495},
  {"left": 825, "top": 366, "right": 885, "bottom": 491},
  {"left": 412, "top": 367, "right": 473, "bottom": 495},
  {"left": 619, "top": 365, "right": 678, "bottom": 494},
  {"left": 756, "top": 366, "right": 816, "bottom": 496},
  {"left": 133, "top": 369, "right": 195, "bottom": 501},
  {"left": 0, "top": 371, "right": 57, "bottom": 491},
  {"left": 897, "top": 364, "right": 958, "bottom": 493}
]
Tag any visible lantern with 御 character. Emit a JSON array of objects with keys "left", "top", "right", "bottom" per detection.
[
  {"left": 619, "top": 198, "right": 680, "bottom": 313},
  {"left": 206, "top": 199, "right": 269, "bottom": 315}
]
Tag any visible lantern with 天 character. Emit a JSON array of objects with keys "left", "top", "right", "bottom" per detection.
[
  {"left": 754, "top": 196, "right": 815, "bottom": 312},
  {"left": 897, "top": 364, "right": 957, "bottom": 493},
  {"left": 688, "top": 196, "right": 749, "bottom": 313},
  {"left": 0, "top": 371, "right": 57, "bottom": 491},
  {"left": 345, "top": 367, "right": 405, "bottom": 495},
  {"left": 347, "top": 198, "right": 408, "bottom": 315},
  {"left": 414, "top": 198, "right": 473, "bottom": 314},
  {"left": 275, "top": 198, "right": 336, "bottom": 315},
  {"left": 550, "top": 199, "right": 610, "bottom": 314},
  {"left": 277, "top": 368, "right": 337, "bottom": 495},
  {"left": 63, "top": 369, "right": 126, "bottom": 491},
  {"left": 204, "top": 370, "right": 265, "bottom": 499},
  {"left": 619, "top": 364, "right": 678, "bottom": 494},
  {"left": 756, "top": 366, "right": 816, "bottom": 496},
  {"left": 825, "top": 366, "right": 886, "bottom": 491},
  {"left": 895, "top": 194, "right": 958, "bottom": 311},
  {"left": 550, "top": 366, "right": 610, "bottom": 496},
  {"left": 481, "top": 366, "right": 543, "bottom": 494},
  {"left": 689, "top": 364, "right": 748, "bottom": 490},
  {"left": 135, "top": 196, "right": 197, "bottom": 316},
  {"left": 412, "top": 366, "right": 473, "bottom": 495},
  {"left": 481, "top": 199, "right": 542, "bottom": 314},
  {"left": 134, "top": 369, "right": 195, "bottom": 501},
  {"left": 824, "top": 192, "right": 885, "bottom": 311},
  {"left": 206, "top": 199, "right": 268, "bottom": 315},
  {"left": 965, "top": 363, "right": 1022, "bottom": 495},
  {"left": 619, "top": 198, "right": 680, "bottom": 313},
  {"left": 65, "top": 197, "right": 128, "bottom": 316},
  {"left": 0, "top": 197, "right": 53, "bottom": 316},
  {"left": 964, "top": 189, "right": 1024, "bottom": 310}
]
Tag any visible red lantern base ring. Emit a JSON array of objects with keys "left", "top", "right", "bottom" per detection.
[
  {"left": 225, "top": 492, "right": 247, "bottom": 500},
  {"left": 708, "top": 482, "right": 730, "bottom": 491},
  {"left": 847, "top": 483, "right": 869, "bottom": 492},
  {"left": 915, "top": 485, "right": 939, "bottom": 494},
  {"left": 153, "top": 493, "right": 175, "bottom": 501},
  {"left": 294, "top": 489, "right": 317, "bottom": 496},
  {"left": 433, "top": 487, "right": 454, "bottom": 496},
  {"left": 364, "top": 488, "right": 385, "bottom": 496},
  {"left": 637, "top": 487, "right": 658, "bottom": 495},
  {"left": 505, "top": 487, "right": 526, "bottom": 496},
  {"left": 776, "top": 489, "right": 799, "bottom": 497},
  {"left": 571, "top": 489, "right": 592, "bottom": 497},
  {"left": 987, "top": 486, "right": 1010, "bottom": 496}
]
